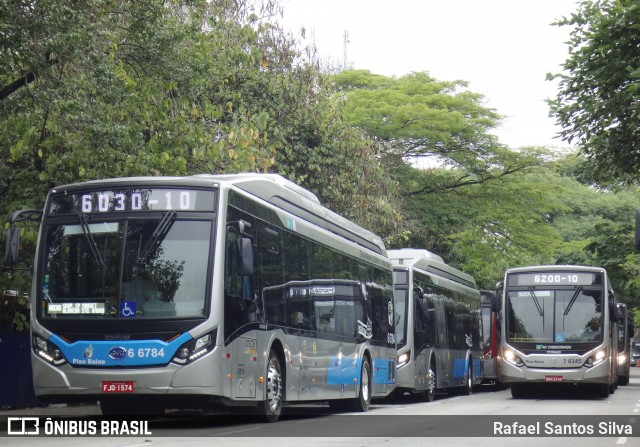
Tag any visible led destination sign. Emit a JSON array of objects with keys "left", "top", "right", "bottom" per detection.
[
  {"left": 48, "top": 188, "right": 216, "bottom": 214},
  {"left": 47, "top": 302, "right": 106, "bottom": 315},
  {"left": 512, "top": 272, "right": 597, "bottom": 286}
]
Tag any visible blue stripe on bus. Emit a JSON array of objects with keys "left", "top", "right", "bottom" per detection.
[
  {"left": 453, "top": 357, "right": 467, "bottom": 379},
  {"left": 453, "top": 356, "right": 482, "bottom": 380},
  {"left": 49, "top": 333, "right": 192, "bottom": 367},
  {"left": 326, "top": 357, "right": 395, "bottom": 385}
]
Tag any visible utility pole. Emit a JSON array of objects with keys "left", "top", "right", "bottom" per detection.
[{"left": 342, "top": 29, "right": 350, "bottom": 70}]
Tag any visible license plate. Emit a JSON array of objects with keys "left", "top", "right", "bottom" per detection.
[
  {"left": 101, "top": 381, "right": 134, "bottom": 393},
  {"left": 545, "top": 376, "right": 564, "bottom": 382}
]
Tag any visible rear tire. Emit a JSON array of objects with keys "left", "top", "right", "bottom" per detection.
[
  {"left": 462, "top": 363, "right": 473, "bottom": 395},
  {"left": 352, "top": 356, "right": 371, "bottom": 412}
]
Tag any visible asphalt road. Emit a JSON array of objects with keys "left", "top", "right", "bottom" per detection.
[{"left": 2, "top": 368, "right": 640, "bottom": 446}]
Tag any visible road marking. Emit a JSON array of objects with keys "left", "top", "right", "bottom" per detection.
[{"left": 214, "top": 427, "right": 262, "bottom": 436}]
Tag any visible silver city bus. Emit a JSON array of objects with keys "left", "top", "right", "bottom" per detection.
[
  {"left": 389, "top": 249, "right": 483, "bottom": 401},
  {"left": 498, "top": 265, "right": 619, "bottom": 398},
  {"left": 5, "top": 173, "right": 396, "bottom": 421}
]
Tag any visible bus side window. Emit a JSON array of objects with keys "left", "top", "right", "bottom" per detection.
[
  {"left": 264, "top": 285, "right": 287, "bottom": 326},
  {"left": 314, "top": 298, "right": 335, "bottom": 334},
  {"left": 258, "top": 224, "right": 283, "bottom": 288},
  {"left": 290, "top": 287, "right": 315, "bottom": 331},
  {"left": 284, "top": 233, "right": 310, "bottom": 281}
]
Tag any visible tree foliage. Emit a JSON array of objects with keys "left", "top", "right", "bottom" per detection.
[
  {"left": 3, "top": 0, "right": 640, "bottom": 322},
  {"left": 549, "top": 0, "right": 640, "bottom": 184},
  {"left": 0, "top": 0, "right": 403, "bottom": 308},
  {"left": 333, "top": 69, "right": 640, "bottom": 299}
]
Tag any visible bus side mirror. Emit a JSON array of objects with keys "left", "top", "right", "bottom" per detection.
[
  {"left": 494, "top": 282, "right": 503, "bottom": 312},
  {"left": 4, "top": 226, "right": 20, "bottom": 266},
  {"left": 236, "top": 237, "right": 255, "bottom": 276},
  {"left": 491, "top": 293, "right": 501, "bottom": 313}
]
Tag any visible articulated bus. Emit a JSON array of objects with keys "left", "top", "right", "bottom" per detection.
[
  {"left": 388, "top": 249, "right": 483, "bottom": 401},
  {"left": 499, "top": 265, "right": 619, "bottom": 398},
  {"left": 480, "top": 290, "right": 501, "bottom": 386},
  {"left": 617, "top": 302, "right": 633, "bottom": 385},
  {"left": 5, "top": 173, "right": 396, "bottom": 421}
]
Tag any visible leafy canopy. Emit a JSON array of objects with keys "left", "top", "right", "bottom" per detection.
[{"left": 549, "top": 0, "right": 640, "bottom": 184}]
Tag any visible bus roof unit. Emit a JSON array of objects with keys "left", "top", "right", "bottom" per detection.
[{"left": 388, "top": 248, "right": 476, "bottom": 289}]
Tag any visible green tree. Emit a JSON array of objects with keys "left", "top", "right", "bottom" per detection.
[
  {"left": 0, "top": 1, "right": 404, "bottom": 300},
  {"left": 332, "top": 70, "right": 557, "bottom": 285},
  {"left": 548, "top": 0, "right": 640, "bottom": 184},
  {"left": 332, "top": 70, "right": 503, "bottom": 167}
]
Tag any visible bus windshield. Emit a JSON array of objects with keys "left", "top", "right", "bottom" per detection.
[
  {"left": 41, "top": 217, "right": 212, "bottom": 319},
  {"left": 506, "top": 288, "right": 603, "bottom": 344}
]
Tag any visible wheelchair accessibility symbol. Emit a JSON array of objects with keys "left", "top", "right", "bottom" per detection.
[{"left": 120, "top": 301, "right": 137, "bottom": 318}]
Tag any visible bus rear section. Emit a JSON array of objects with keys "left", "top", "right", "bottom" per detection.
[{"left": 499, "top": 265, "right": 619, "bottom": 398}]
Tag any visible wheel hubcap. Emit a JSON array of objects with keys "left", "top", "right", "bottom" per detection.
[
  {"left": 266, "top": 360, "right": 282, "bottom": 412},
  {"left": 428, "top": 368, "right": 435, "bottom": 393},
  {"left": 362, "top": 366, "right": 370, "bottom": 403}
]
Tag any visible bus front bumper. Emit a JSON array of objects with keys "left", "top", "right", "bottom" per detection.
[{"left": 500, "top": 359, "right": 611, "bottom": 385}]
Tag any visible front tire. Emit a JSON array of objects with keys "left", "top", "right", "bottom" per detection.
[
  {"left": 596, "top": 382, "right": 610, "bottom": 398},
  {"left": 259, "top": 350, "right": 283, "bottom": 422},
  {"left": 510, "top": 384, "right": 526, "bottom": 399},
  {"left": 424, "top": 361, "right": 436, "bottom": 402}
]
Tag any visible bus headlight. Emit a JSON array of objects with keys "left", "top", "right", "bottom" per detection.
[
  {"left": 397, "top": 351, "right": 411, "bottom": 368},
  {"left": 585, "top": 349, "right": 606, "bottom": 368},
  {"left": 618, "top": 353, "right": 627, "bottom": 365},
  {"left": 503, "top": 349, "right": 524, "bottom": 367},
  {"left": 33, "top": 334, "right": 67, "bottom": 366},
  {"left": 171, "top": 330, "right": 216, "bottom": 365}
]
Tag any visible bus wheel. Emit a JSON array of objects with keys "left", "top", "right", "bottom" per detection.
[
  {"left": 352, "top": 356, "right": 371, "bottom": 412},
  {"left": 462, "top": 363, "right": 473, "bottom": 395},
  {"left": 424, "top": 364, "right": 436, "bottom": 402},
  {"left": 510, "top": 384, "right": 525, "bottom": 399},
  {"left": 596, "top": 383, "right": 610, "bottom": 398},
  {"left": 259, "top": 350, "right": 283, "bottom": 422}
]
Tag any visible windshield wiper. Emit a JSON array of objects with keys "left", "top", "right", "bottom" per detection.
[
  {"left": 78, "top": 213, "right": 104, "bottom": 266},
  {"left": 527, "top": 287, "right": 544, "bottom": 317},
  {"left": 139, "top": 211, "right": 177, "bottom": 260},
  {"left": 563, "top": 286, "right": 583, "bottom": 316}
]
